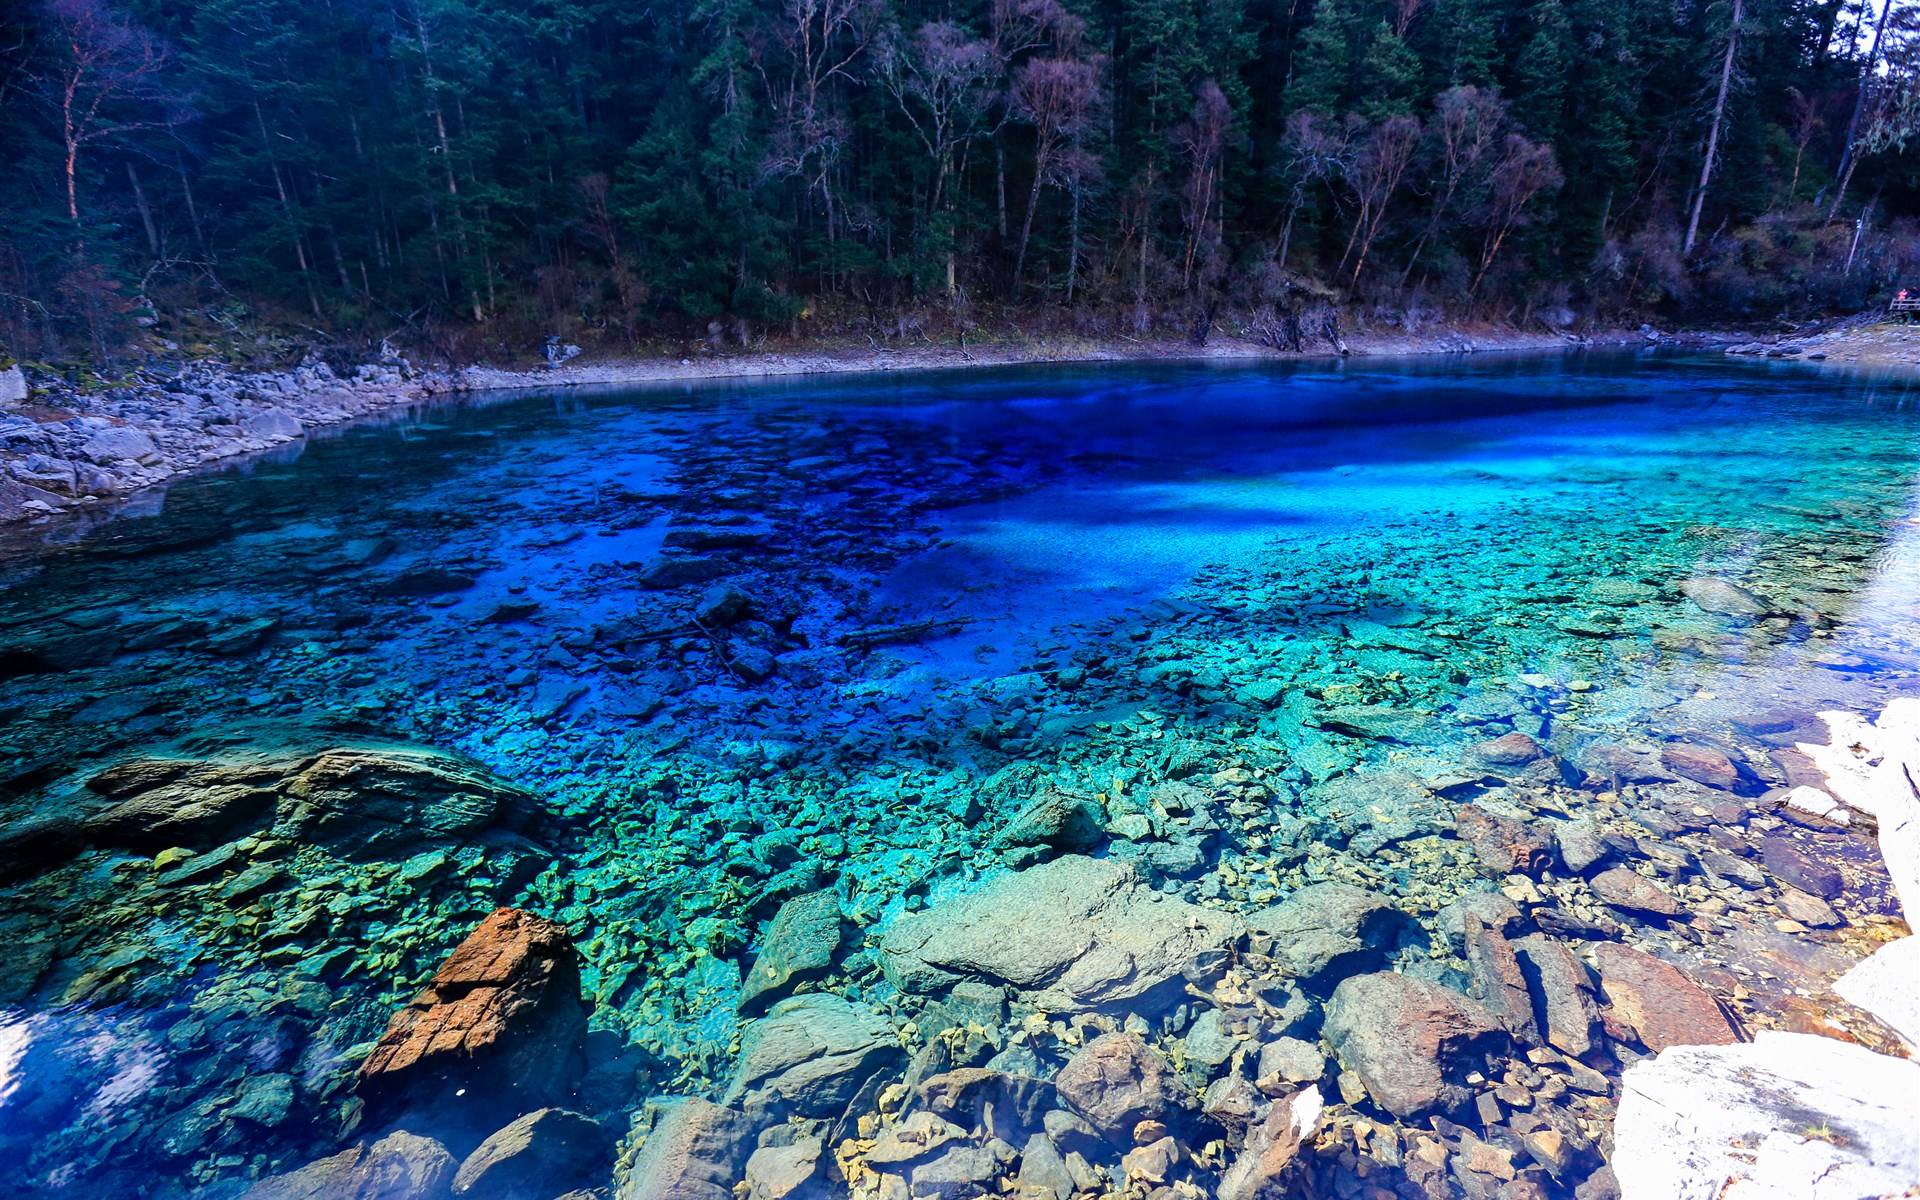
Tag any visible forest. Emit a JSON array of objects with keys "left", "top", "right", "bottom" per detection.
[{"left": 2, "top": 0, "right": 1919, "bottom": 361}]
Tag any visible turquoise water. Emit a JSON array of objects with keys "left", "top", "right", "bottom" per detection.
[{"left": 0, "top": 352, "right": 1917, "bottom": 1194}]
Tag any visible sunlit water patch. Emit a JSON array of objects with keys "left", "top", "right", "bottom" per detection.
[{"left": 0, "top": 353, "right": 1915, "bottom": 1194}]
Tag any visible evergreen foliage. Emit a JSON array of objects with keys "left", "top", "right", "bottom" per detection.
[{"left": 1, "top": 0, "right": 1917, "bottom": 357}]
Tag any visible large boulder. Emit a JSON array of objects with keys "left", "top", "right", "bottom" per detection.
[
  {"left": 1590, "top": 943, "right": 1739, "bottom": 1052},
  {"left": 356, "top": 908, "right": 589, "bottom": 1123},
  {"left": 739, "top": 890, "right": 845, "bottom": 1016},
  {"left": 275, "top": 747, "right": 532, "bottom": 858},
  {"left": 723, "top": 994, "right": 904, "bottom": 1121},
  {"left": 240, "top": 1130, "right": 456, "bottom": 1200},
  {"left": 1322, "top": 973, "right": 1508, "bottom": 1118},
  {"left": 878, "top": 856, "right": 1244, "bottom": 1012},
  {"left": 1246, "top": 882, "right": 1418, "bottom": 990},
  {"left": 1053, "top": 1033, "right": 1195, "bottom": 1145},
  {"left": 1613, "top": 1031, "right": 1920, "bottom": 1200},
  {"left": 618, "top": 1099, "right": 754, "bottom": 1200},
  {"left": 451, "top": 1108, "right": 607, "bottom": 1199},
  {"left": 81, "top": 755, "right": 281, "bottom": 851}
]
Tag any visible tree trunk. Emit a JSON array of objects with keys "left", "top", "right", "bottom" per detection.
[
  {"left": 1684, "top": 0, "right": 1742, "bottom": 257},
  {"left": 126, "top": 162, "right": 160, "bottom": 256},
  {"left": 1829, "top": 0, "right": 1892, "bottom": 221},
  {"left": 1014, "top": 163, "right": 1045, "bottom": 289}
]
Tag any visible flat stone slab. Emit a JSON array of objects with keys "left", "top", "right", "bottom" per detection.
[{"left": 877, "top": 855, "right": 1244, "bottom": 1012}]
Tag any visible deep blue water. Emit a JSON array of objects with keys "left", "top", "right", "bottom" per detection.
[{"left": 0, "top": 351, "right": 1916, "bottom": 1194}]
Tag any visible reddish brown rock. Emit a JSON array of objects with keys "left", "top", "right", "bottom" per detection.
[
  {"left": 1588, "top": 866, "right": 1684, "bottom": 920},
  {"left": 1659, "top": 743, "right": 1741, "bottom": 791},
  {"left": 1759, "top": 835, "right": 1845, "bottom": 899},
  {"left": 356, "top": 908, "right": 588, "bottom": 1122},
  {"left": 1455, "top": 804, "right": 1554, "bottom": 877},
  {"left": 1468, "top": 732, "right": 1546, "bottom": 766},
  {"left": 1054, "top": 1033, "right": 1195, "bottom": 1143},
  {"left": 1590, "top": 943, "right": 1740, "bottom": 1052}
]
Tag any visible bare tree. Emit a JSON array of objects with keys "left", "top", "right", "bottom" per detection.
[
  {"left": 33, "top": 0, "right": 176, "bottom": 235},
  {"left": 1010, "top": 53, "right": 1103, "bottom": 288},
  {"left": 1402, "top": 85, "right": 1503, "bottom": 283},
  {"left": 1175, "top": 81, "right": 1231, "bottom": 291},
  {"left": 1275, "top": 111, "right": 1355, "bottom": 270},
  {"left": 765, "top": 0, "right": 876, "bottom": 274},
  {"left": 1340, "top": 114, "right": 1421, "bottom": 288},
  {"left": 1684, "top": 0, "right": 1744, "bottom": 255},
  {"left": 1783, "top": 86, "right": 1827, "bottom": 204},
  {"left": 880, "top": 21, "right": 997, "bottom": 291},
  {"left": 1473, "top": 134, "right": 1562, "bottom": 292},
  {"left": 578, "top": 173, "right": 642, "bottom": 337}
]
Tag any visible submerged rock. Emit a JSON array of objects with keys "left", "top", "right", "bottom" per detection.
[
  {"left": 1590, "top": 943, "right": 1739, "bottom": 1052},
  {"left": 723, "top": 994, "right": 903, "bottom": 1121},
  {"left": 617, "top": 1098, "right": 754, "bottom": 1200},
  {"left": 356, "top": 907, "right": 589, "bottom": 1123},
  {"left": 1322, "top": 972, "right": 1508, "bottom": 1118},
  {"left": 878, "top": 855, "right": 1243, "bottom": 1012},
  {"left": 1678, "top": 577, "right": 1771, "bottom": 618},
  {"left": 1588, "top": 866, "right": 1684, "bottom": 920},
  {"left": 739, "top": 890, "right": 846, "bottom": 1015},
  {"left": 1053, "top": 1032, "right": 1195, "bottom": 1144},
  {"left": 240, "top": 1129, "right": 456, "bottom": 1200},
  {"left": 276, "top": 746, "right": 533, "bottom": 858},
  {"left": 1246, "top": 881, "right": 1418, "bottom": 989},
  {"left": 452, "top": 1108, "right": 607, "bottom": 1199}
]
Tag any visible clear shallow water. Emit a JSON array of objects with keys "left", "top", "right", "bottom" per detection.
[{"left": 0, "top": 353, "right": 1917, "bottom": 1194}]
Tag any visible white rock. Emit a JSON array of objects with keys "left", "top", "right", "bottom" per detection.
[
  {"left": 1615, "top": 1030, "right": 1920, "bottom": 1200},
  {"left": 1833, "top": 936, "right": 1920, "bottom": 1051},
  {"left": 1780, "top": 785, "right": 1849, "bottom": 827},
  {"left": 1797, "top": 700, "right": 1920, "bottom": 919},
  {"left": 0, "top": 365, "right": 25, "bottom": 406}
]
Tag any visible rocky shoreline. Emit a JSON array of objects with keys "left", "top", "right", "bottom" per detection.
[{"left": 0, "top": 323, "right": 1637, "bottom": 528}]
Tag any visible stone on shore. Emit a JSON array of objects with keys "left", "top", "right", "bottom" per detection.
[
  {"left": 240, "top": 1130, "right": 456, "bottom": 1200},
  {"left": 1614, "top": 1031, "right": 1920, "bottom": 1200},
  {"left": 1833, "top": 936, "right": 1920, "bottom": 1049},
  {"left": 1590, "top": 943, "right": 1739, "bottom": 1052},
  {"left": 356, "top": 907, "right": 589, "bottom": 1122},
  {"left": 618, "top": 1098, "right": 754, "bottom": 1200},
  {"left": 1321, "top": 972, "right": 1507, "bottom": 1118},
  {"left": 877, "top": 855, "right": 1243, "bottom": 1012}
]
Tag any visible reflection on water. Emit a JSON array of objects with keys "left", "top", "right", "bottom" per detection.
[{"left": 0, "top": 352, "right": 1915, "bottom": 1194}]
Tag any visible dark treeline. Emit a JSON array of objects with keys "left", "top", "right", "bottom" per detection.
[{"left": 2, "top": 0, "right": 1918, "bottom": 360}]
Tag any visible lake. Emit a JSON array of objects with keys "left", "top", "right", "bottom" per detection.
[{"left": 0, "top": 351, "right": 1913, "bottom": 1196}]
